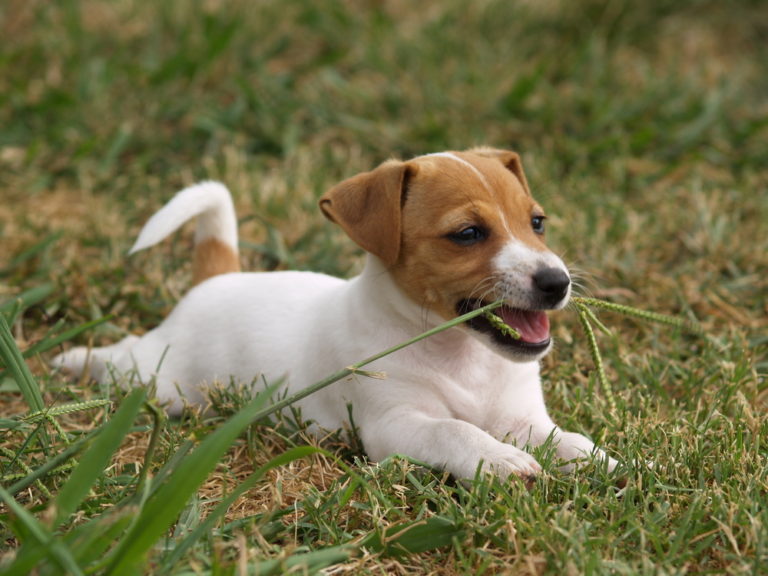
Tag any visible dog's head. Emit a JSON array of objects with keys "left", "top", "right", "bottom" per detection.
[{"left": 319, "top": 148, "right": 570, "bottom": 362}]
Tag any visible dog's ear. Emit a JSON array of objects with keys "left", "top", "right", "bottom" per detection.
[
  {"left": 319, "top": 160, "right": 411, "bottom": 266},
  {"left": 470, "top": 148, "right": 531, "bottom": 196}
]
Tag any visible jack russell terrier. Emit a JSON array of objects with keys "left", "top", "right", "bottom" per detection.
[{"left": 54, "top": 148, "right": 617, "bottom": 482}]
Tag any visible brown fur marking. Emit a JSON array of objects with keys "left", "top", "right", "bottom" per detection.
[
  {"left": 318, "top": 149, "right": 548, "bottom": 321},
  {"left": 319, "top": 160, "right": 410, "bottom": 266},
  {"left": 193, "top": 237, "right": 240, "bottom": 285},
  {"left": 391, "top": 152, "right": 546, "bottom": 320}
]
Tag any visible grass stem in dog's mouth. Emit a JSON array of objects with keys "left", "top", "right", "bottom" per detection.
[
  {"left": 483, "top": 311, "right": 522, "bottom": 340},
  {"left": 457, "top": 300, "right": 551, "bottom": 351}
]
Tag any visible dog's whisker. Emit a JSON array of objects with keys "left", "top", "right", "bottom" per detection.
[{"left": 465, "top": 277, "right": 500, "bottom": 305}]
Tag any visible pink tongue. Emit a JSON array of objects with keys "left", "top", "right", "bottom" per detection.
[{"left": 498, "top": 307, "right": 550, "bottom": 343}]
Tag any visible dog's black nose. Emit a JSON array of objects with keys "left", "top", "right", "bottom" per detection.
[{"left": 533, "top": 267, "right": 570, "bottom": 306}]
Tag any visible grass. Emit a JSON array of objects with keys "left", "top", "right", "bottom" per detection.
[{"left": 1, "top": 0, "right": 766, "bottom": 573}]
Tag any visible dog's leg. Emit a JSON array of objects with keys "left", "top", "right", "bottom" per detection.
[
  {"left": 51, "top": 335, "right": 140, "bottom": 382},
  {"left": 362, "top": 411, "right": 542, "bottom": 482},
  {"left": 519, "top": 422, "right": 618, "bottom": 473}
]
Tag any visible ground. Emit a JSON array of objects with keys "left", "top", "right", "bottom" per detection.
[{"left": 1, "top": 1, "right": 766, "bottom": 574}]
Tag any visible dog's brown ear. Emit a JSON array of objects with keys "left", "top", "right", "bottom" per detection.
[
  {"left": 319, "top": 160, "right": 411, "bottom": 266},
  {"left": 470, "top": 147, "right": 531, "bottom": 196}
]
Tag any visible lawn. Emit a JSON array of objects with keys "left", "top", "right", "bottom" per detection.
[{"left": 1, "top": 0, "right": 766, "bottom": 574}]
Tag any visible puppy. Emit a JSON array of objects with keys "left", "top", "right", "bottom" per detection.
[{"left": 54, "top": 148, "right": 617, "bottom": 481}]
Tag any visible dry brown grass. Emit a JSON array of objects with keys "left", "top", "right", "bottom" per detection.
[{"left": 2, "top": 1, "right": 766, "bottom": 573}]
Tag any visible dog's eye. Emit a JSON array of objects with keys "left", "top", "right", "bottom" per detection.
[
  {"left": 448, "top": 226, "right": 487, "bottom": 245},
  {"left": 531, "top": 216, "right": 546, "bottom": 235}
]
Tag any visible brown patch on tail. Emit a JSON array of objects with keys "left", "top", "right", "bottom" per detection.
[{"left": 193, "top": 237, "right": 240, "bottom": 285}]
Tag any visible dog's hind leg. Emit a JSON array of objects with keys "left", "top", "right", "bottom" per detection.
[{"left": 51, "top": 335, "right": 140, "bottom": 382}]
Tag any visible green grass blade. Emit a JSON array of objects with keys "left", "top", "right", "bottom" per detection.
[
  {"left": 0, "top": 315, "right": 111, "bottom": 385},
  {"left": 0, "top": 313, "right": 50, "bottom": 448},
  {"left": 484, "top": 310, "right": 521, "bottom": 339},
  {"left": 7, "top": 431, "right": 94, "bottom": 496},
  {"left": 0, "top": 486, "right": 84, "bottom": 576},
  {"left": 571, "top": 296, "right": 702, "bottom": 333},
  {"left": 0, "top": 313, "right": 45, "bottom": 414},
  {"left": 147, "top": 438, "right": 195, "bottom": 488},
  {"left": 0, "top": 231, "right": 62, "bottom": 276},
  {"left": 106, "top": 382, "right": 281, "bottom": 575},
  {"left": 22, "top": 398, "right": 111, "bottom": 423},
  {"left": 0, "top": 283, "right": 54, "bottom": 323},
  {"left": 247, "top": 545, "right": 355, "bottom": 576},
  {"left": 575, "top": 301, "right": 616, "bottom": 416},
  {"left": 579, "top": 304, "right": 613, "bottom": 336},
  {"left": 52, "top": 387, "right": 147, "bottom": 527},
  {"left": 63, "top": 504, "right": 139, "bottom": 569},
  {"left": 22, "top": 315, "right": 112, "bottom": 359},
  {"left": 160, "top": 445, "right": 323, "bottom": 571},
  {"left": 0, "top": 417, "right": 24, "bottom": 430},
  {"left": 362, "top": 516, "right": 463, "bottom": 557}
]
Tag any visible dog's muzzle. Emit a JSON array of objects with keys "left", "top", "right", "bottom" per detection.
[{"left": 456, "top": 266, "right": 570, "bottom": 357}]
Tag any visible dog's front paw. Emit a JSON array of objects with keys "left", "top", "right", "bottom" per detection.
[
  {"left": 480, "top": 444, "right": 542, "bottom": 485},
  {"left": 552, "top": 431, "right": 619, "bottom": 474}
]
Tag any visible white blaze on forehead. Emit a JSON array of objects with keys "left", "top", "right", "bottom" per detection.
[
  {"left": 419, "top": 152, "right": 493, "bottom": 194},
  {"left": 419, "top": 152, "right": 511, "bottom": 233}
]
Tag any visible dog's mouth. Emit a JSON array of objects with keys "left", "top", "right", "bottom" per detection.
[{"left": 456, "top": 299, "right": 551, "bottom": 354}]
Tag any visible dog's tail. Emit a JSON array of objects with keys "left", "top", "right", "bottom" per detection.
[{"left": 130, "top": 181, "right": 241, "bottom": 285}]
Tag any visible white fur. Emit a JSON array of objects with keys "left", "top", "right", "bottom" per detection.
[
  {"left": 493, "top": 239, "right": 572, "bottom": 309},
  {"left": 129, "top": 181, "right": 238, "bottom": 254},
  {"left": 54, "top": 173, "right": 616, "bottom": 481}
]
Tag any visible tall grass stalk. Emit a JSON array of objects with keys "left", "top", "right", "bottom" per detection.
[{"left": 1, "top": 1, "right": 765, "bottom": 572}]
